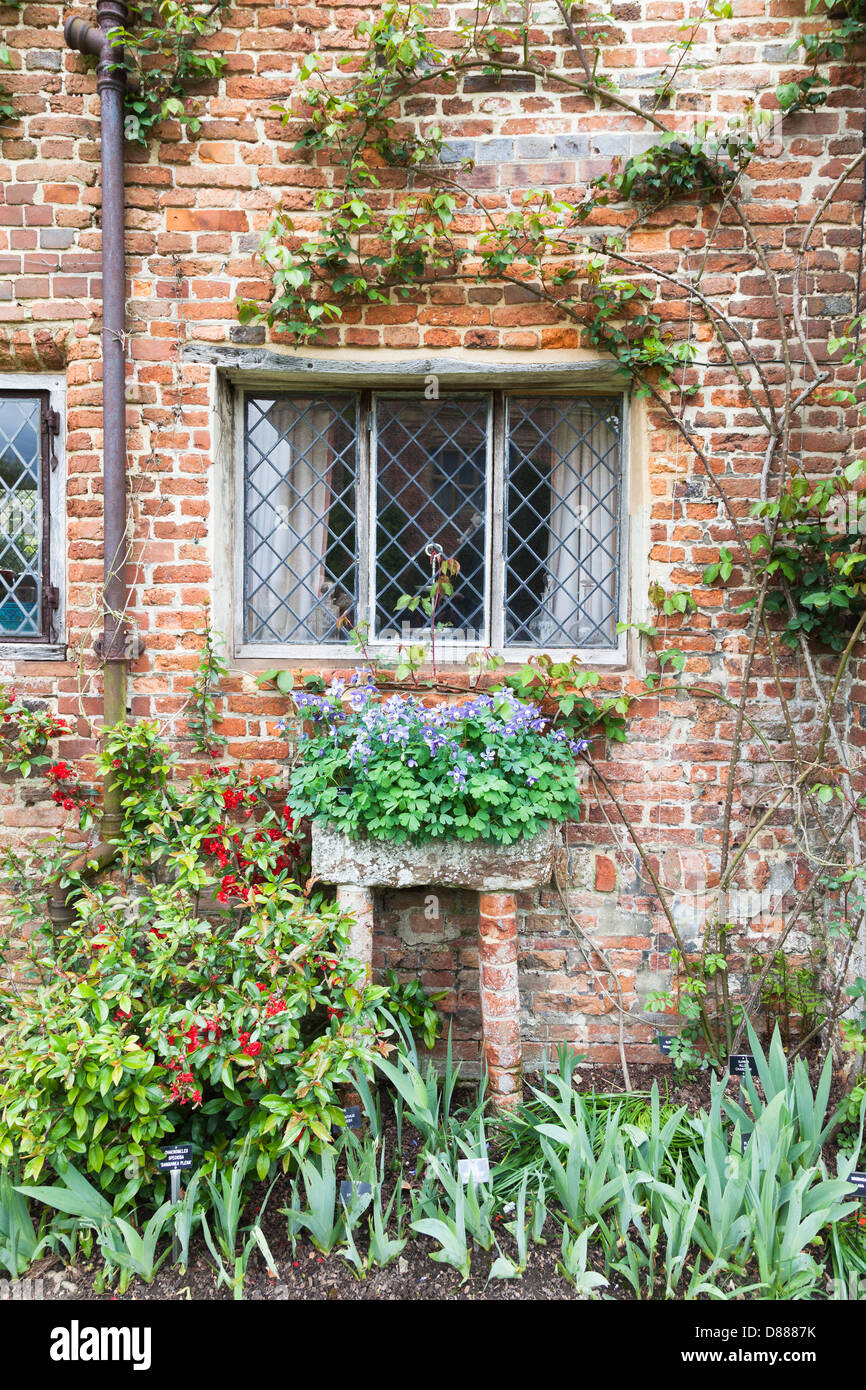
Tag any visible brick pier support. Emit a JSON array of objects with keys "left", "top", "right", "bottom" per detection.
[
  {"left": 478, "top": 891, "right": 523, "bottom": 1109},
  {"left": 336, "top": 885, "right": 374, "bottom": 981}
]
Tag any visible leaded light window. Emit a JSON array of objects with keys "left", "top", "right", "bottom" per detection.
[
  {"left": 240, "top": 390, "right": 624, "bottom": 656},
  {"left": 0, "top": 391, "right": 57, "bottom": 641}
]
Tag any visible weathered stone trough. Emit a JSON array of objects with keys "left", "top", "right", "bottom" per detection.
[{"left": 311, "top": 821, "right": 562, "bottom": 1109}]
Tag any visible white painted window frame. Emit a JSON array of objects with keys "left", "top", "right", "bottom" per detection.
[{"left": 0, "top": 372, "right": 66, "bottom": 661}]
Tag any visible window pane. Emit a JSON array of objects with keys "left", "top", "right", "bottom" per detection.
[
  {"left": 0, "top": 395, "right": 42, "bottom": 637},
  {"left": 244, "top": 395, "right": 358, "bottom": 644},
  {"left": 505, "top": 397, "right": 621, "bottom": 648},
  {"left": 374, "top": 396, "right": 488, "bottom": 640}
]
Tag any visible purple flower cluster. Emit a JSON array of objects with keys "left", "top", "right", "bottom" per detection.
[
  {"left": 282, "top": 675, "right": 588, "bottom": 771},
  {"left": 286, "top": 672, "right": 589, "bottom": 844}
]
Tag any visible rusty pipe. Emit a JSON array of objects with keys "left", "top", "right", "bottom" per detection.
[
  {"left": 47, "top": 840, "right": 121, "bottom": 928},
  {"left": 65, "top": 1, "right": 129, "bottom": 841}
]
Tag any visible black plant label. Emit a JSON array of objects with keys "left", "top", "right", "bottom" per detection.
[{"left": 728, "top": 1054, "right": 758, "bottom": 1077}]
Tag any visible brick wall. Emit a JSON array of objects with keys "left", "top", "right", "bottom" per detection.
[{"left": 1, "top": 0, "right": 864, "bottom": 1065}]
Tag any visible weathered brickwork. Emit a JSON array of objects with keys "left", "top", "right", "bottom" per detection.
[{"left": 1, "top": 0, "right": 864, "bottom": 1065}]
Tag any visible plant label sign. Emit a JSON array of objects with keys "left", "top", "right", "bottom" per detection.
[
  {"left": 728, "top": 1054, "right": 758, "bottom": 1078},
  {"left": 331, "top": 1105, "right": 363, "bottom": 1138},
  {"left": 657, "top": 1034, "right": 673, "bottom": 1056},
  {"left": 339, "top": 1181, "right": 372, "bottom": 1205},
  {"left": 158, "top": 1143, "right": 193, "bottom": 1173},
  {"left": 458, "top": 1156, "right": 490, "bottom": 1184},
  {"left": 849, "top": 1171, "right": 866, "bottom": 1202}
]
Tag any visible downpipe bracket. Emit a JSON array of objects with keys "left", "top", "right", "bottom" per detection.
[{"left": 93, "top": 630, "right": 144, "bottom": 661}]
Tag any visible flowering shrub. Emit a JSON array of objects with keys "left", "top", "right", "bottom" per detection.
[
  {"left": 0, "top": 692, "right": 443, "bottom": 1199},
  {"left": 0, "top": 875, "right": 399, "bottom": 1193},
  {"left": 0, "top": 688, "right": 97, "bottom": 825},
  {"left": 287, "top": 675, "right": 586, "bottom": 845},
  {"left": 94, "top": 720, "right": 308, "bottom": 901}
]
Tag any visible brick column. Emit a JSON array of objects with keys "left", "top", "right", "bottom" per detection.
[
  {"left": 336, "top": 885, "right": 374, "bottom": 981},
  {"left": 478, "top": 892, "right": 523, "bottom": 1109}
]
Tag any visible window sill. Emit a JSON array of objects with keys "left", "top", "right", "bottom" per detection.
[
  {"left": 236, "top": 640, "right": 627, "bottom": 662},
  {"left": 0, "top": 642, "right": 68, "bottom": 662},
  {"left": 233, "top": 648, "right": 631, "bottom": 674}
]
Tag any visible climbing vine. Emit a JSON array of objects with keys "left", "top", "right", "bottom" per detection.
[
  {"left": 235, "top": 0, "right": 848, "bottom": 375},
  {"left": 734, "top": 462, "right": 866, "bottom": 653},
  {"left": 0, "top": 0, "right": 229, "bottom": 138},
  {"left": 117, "top": 0, "right": 230, "bottom": 144},
  {"left": 782, "top": 0, "right": 866, "bottom": 110},
  {"left": 186, "top": 616, "right": 230, "bottom": 759}
]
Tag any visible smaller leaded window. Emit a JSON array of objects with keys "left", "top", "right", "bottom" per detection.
[
  {"left": 0, "top": 391, "right": 54, "bottom": 641},
  {"left": 240, "top": 389, "right": 624, "bottom": 655}
]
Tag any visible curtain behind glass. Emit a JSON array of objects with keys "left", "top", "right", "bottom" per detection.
[
  {"left": 506, "top": 398, "right": 620, "bottom": 648},
  {"left": 244, "top": 396, "right": 357, "bottom": 643}
]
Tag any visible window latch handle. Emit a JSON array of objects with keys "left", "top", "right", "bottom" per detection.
[
  {"left": 43, "top": 584, "right": 60, "bottom": 642},
  {"left": 42, "top": 405, "right": 60, "bottom": 471}
]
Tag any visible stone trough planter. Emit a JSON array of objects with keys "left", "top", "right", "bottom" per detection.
[{"left": 311, "top": 821, "right": 562, "bottom": 1108}]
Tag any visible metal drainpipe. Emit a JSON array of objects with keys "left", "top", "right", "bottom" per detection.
[{"left": 65, "top": 1, "right": 129, "bottom": 842}]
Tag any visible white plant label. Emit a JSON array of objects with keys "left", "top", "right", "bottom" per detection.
[{"left": 458, "top": 1156, "right": 490, "bottom": 1184}]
